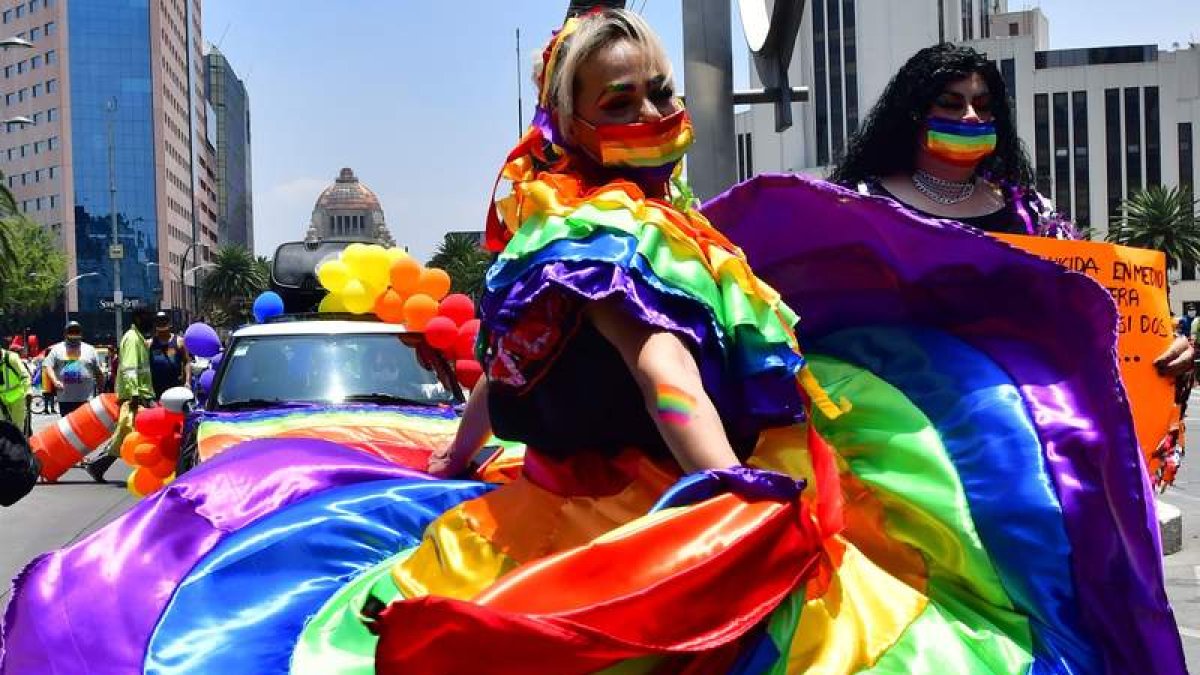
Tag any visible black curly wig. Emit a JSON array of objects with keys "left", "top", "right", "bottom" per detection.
[{"left": 829, "top": 43, "right": 1034, "bottom": 188}]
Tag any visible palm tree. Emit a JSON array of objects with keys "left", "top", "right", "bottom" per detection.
[
  {"left": 0, "top": 173, "right": 26, "bottom": 279},
  {"left": 1107, "top": 186, "right": 1200, "bottom": 271},
  {"left": 428, "top": 232, "right": 493, "bottom": 300},
  {"left": 202, "top": 245, "right": 268, "bottom": 327}
]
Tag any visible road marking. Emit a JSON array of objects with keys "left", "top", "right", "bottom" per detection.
[{"left": 1181, "top": 627, "right": 1200, "bottom": 640}]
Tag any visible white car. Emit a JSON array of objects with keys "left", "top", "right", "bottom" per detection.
[{"left": 175, "top": 316, "right": 465, "bottom": 473}]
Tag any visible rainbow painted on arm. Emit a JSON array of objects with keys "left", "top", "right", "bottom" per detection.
[{"left": 655, "top": 384, "right": 697, "bottom": 425}]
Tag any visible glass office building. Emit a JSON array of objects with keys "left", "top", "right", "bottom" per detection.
[{"left": 68, "top": 0, "right": 159, "bottom": 322}]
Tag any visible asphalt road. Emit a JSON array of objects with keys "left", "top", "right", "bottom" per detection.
[{"left": 4, "top": 401, "right": 1200, "bottom": 668}]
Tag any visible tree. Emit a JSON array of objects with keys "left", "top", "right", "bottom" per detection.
[
  {"left": 0, "top": 173, "right": 24, "bottom": 278},
  {"left": 427, "top": 233, "right": 492, "bottom": 300},
  {"left": 1107, "top": 186, "right": 1200, "bottom": 271},
  {"left": 0, "top": 217, "right": 67, "bottom": 334},
  {"left": 201, "top": 244, "right": 268, "bottom": 328}
]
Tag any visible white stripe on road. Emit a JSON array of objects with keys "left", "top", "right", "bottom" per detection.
[{"left": 1181, "top": 627, "right": 1200, "bottom": 640}]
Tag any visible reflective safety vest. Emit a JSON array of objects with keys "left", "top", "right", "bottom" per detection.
[{"left": 0, "top": 349, "right": 27, "bottom": 405}]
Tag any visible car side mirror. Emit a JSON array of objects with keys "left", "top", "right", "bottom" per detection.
[{"left": 161, "top": 386, "right": 196, "bottom": 414}]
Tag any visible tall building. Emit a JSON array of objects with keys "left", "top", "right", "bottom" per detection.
[
  {"left": 742, "top": 1, "right": 1200, "bottom": 306},
  {"left": 305, "top": 167, "right": 395, "bottom": 246},
  {"left": 204, "top": 46, "right": 253, "bottom": 251},
  {"left": 0, "top": 0, "right": 219, "bottom": 342}
]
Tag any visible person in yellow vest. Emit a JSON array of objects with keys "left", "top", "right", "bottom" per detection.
[
  {"left": 0, "top": 343, "right": 31, "bottom": 436},
  {"left": 83, "top": 309, "right": 155, "bottom": 482}
]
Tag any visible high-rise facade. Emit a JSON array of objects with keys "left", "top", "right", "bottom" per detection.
[
  {"left": 0, "top": 0, "right": 219, "bottom": 342},
  {"left": 204, "top": 47, "right": 252, "bottom": 251}
]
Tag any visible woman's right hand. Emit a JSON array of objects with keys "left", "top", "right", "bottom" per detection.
[{"left": 426, "top": 448, "right": 470, "bottom": 478}]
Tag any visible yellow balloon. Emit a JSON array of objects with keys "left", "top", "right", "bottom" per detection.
[
  {"left": 316, "top": 260, "right": 351, "bottom": 293},
  {"left": 318, "top": 293, "right": 346, "bottom": 313},
  {"left": 341, "top": 279, "right": 374, "bottom": 314},
  {"left": 358, "top": 245, "right": 392, "bottom": 289},
  {"left": 341, "top": 242, "right": 371, "bottom": 268},
  {"left": 385, "top": 247, "right": 410, "bottom": 264}
]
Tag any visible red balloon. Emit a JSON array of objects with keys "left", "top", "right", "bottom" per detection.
[
  {"left": 438, "top": 294, "right": 476, "bottom": 326},
  {"left": 424, "top": 316, "right": 458, "bottom": 350},
  {"left": 160, "top": 432, "right": 182, "bottom": 462},
  {"left": 455, "top": 320, "right": 480, "bottom": 361},
  {"left": 455, "top": 359, "right": 483, "bottom": 389},
  {"left": 134, "top": 407, "right": 173, "bottom": 439}
]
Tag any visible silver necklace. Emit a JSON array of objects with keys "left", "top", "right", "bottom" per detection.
[{"left": 912, "top": 169, "right": 976, "bottom": 205}]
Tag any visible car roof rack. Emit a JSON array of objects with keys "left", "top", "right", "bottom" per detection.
[{"left": 262, "top": 312, "right": 384, "bottom": 324}]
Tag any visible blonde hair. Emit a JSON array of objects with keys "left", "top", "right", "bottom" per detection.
[{"left": 532, "top": 9, "right": 674, "bottom": 142}]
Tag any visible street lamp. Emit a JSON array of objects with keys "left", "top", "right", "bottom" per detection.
[
  {"left": 64, "top": 272, "right": 99, "bottom": 325},
  {"left": 0, "top": 36, "right": 32, "bottom": 50}
]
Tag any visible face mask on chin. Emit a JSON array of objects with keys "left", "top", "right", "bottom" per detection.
[{"left": 65, "top": 335, "right": 81, "bottom": 346}]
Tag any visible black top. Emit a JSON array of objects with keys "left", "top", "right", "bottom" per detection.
[
  {"left": 863, "top": 179, "right": 1031, "bottom": 235},
  {"left": 487, "top": 318, "right": 759, "bottom": 462}
]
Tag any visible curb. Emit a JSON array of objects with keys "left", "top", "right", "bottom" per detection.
[{"left": 1157, "top": 499, "right": 1183, "bottom": 556}]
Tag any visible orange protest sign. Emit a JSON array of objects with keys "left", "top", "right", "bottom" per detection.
[{"left": 995, "top": 234, "right": 1177, "bottom": 474}]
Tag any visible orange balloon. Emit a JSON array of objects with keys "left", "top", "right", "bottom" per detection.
[
  {"left": 374, "top": 289, "right": 407, "bottom": 324},
  {"left": 147, "top": 456, "right": 175, "bottom": 479},
  {"left": 390, "top": 257, "right": 423, "bottom": 294},
  {"left": 402, "top": 293, "right": 439, "bottom": 331},
  {"left": 120, "top": 431, "right": 145, "bottom": 464},
  {"left": 128, "top": 468, "right": 164, "bottom": 498},
  {"left": 416, "top": 267, "right": 452, "bottom": 301},
  {"left": 134, "top": 442, "right": 162, "bottom": 467}
]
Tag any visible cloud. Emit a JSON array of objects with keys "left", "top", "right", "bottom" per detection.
[{"left": 252, "top": 176, "right": 329, "bottom": 257}]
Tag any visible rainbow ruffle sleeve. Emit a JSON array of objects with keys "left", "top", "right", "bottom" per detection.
[{"left": 482, "top": 169, "right": 809, "bottom": 434}]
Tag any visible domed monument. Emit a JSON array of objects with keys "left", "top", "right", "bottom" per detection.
[{"left": 305, "top": 167, "right": 396, "bottom": 246}]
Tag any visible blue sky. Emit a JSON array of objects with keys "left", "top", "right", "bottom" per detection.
[{"left": 202, "top": 1, "right": 1199, "bottom": 261}]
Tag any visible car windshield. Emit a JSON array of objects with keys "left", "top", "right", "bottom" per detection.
[{"left": 214, "top": 333, "right": 455, "bottom": 409}]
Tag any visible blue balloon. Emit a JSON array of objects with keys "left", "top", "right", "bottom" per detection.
[
  {"left": 183, "top": 322, "right": 221, "bottom": 358},
  {"left": 252, "top": 291, "right": 285, "bottom": 323},
  {"left": 209, "top": 351, "right": 223, "bottom": 371},
  {"left": 196, "top": 369, "right": 215, "bottom": 395}
]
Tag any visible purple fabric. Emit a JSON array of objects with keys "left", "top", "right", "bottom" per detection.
[
  {"left": 705, "top": 467, "right": 806, "bottom": 502},
  {"left": 0, "top": 438, "right": 428, "bottom": 675},
  {"left": 701, "top": 173, "right": 1184, "bottom": 675}
]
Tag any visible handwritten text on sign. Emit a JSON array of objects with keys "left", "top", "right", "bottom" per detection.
[{"left": 996, "top": 234, "right": 1175, "bottom": 469}]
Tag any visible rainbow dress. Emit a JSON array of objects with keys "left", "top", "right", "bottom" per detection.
[{"left": 0, "top": 174, "right": 1184, "bottom": 674}]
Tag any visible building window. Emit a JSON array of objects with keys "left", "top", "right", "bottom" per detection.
[
  {"left": 48, "top": 194, "right": 55, "bottom": 208},
  {"left": 2, "top": 10, "right": 10, "bottom": 23},
  {"left": 15, "top": 5, "right": 23, "bottom": 18},
  {"left": 15, "top": 61, "right": 22, "bottom": 74},
  {"left": 1144, "top": 87, "right": 1160, "bottom": 188},
  {"left": 737, "top": 134, "right": 746, "bottom": 182},
  {"left": 43, "top": 21, "right": 53, "bottom": 36},
  {"left": 1000, "top": 58, "right": 1016, "bottom": 119},
  {"left": 1181, "top": 123, "right": 1194, "bottom": 194},
  {"left": 31, "top": 83, "right": 39, "bottom": 97},
  {"left": 843, "top": 0, "right": 858, "bottom": 135},
  {"left": 45, "top": 78, "right": 55, "bottom": 93},
  {"left": 29, "top": 26, "right": 39, "bottom": 41},
  {"left": 44, "top": 49, "right": 54, "bottom": 65},
  {"left": 813, "top": 0, "right": 829, "bottom": 166},
  {"left": 1124, "top": 87, "right": 1141, "bottom": 193},
  {"left": 1009, "top": 22, "right": 1019, "bottom": 36},
  {"left": 1072, "top": 91, "right": 1090, "bottom": 230},
  {"left": 1034, "top": 93, "right": 1051, "bottom": 195},
  {"left": 961, "top": 0, "right": 975, "bottom": 40},
  {"left": 938, "top": 0, "right": 945, "bottom": 43},
  {"left": 45, "top": 107, "right": 55, "bottom": 122},
  {"left": 1104, "top": 88, "right": 1122, "bottom": 220},
  {"left": 46, "top": 135, "right": 54, "bottom": 150},
  {"left": 30, "top": 54, "right": 39, "bottom": 69},
  {"left": 47, "top": 165, "right": 54, "bottom": 178},
  {"left": 828, "top": 0, "right": 844, "bottom": 161},
  {"left": 1053, "top": 92, "right": 1071, "bottom": 218}
]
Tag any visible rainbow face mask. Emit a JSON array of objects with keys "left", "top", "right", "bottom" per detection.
[
  {"left": 923, "top": 116, "right": 997, "bottom": 167},
  {"left": 571, "top": 107, "right": 694, "bottom": 169}
]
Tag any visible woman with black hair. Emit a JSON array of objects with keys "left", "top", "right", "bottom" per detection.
[{"left": 832, "top": 42, "right": 1194, "bottom": 375}]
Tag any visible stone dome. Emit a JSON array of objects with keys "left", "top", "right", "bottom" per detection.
[
  {"left": 315, "top": 167, "right": 382, "bottom": 211},
  {"left": 307, "top": 167, "right": 395, "bottom": 245}
]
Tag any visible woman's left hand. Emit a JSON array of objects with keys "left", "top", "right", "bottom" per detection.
[{"left": 1154, "top": 336, "right": 1195, "bottom": 378}]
